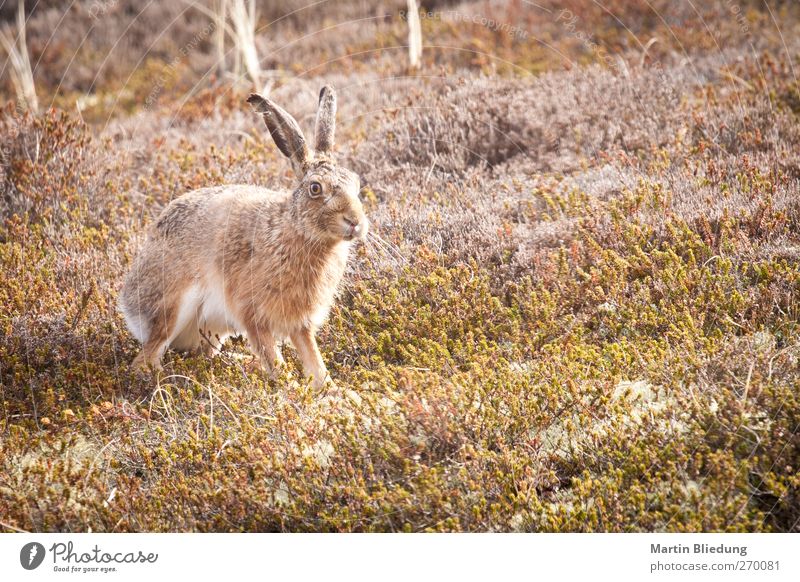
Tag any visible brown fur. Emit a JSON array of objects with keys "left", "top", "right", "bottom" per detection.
[{"left": 120, "top": 87, "right": 367, "bottom": 388}]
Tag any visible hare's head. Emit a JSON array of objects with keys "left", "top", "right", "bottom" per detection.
[{"left": 248, "top": 86, "right": 368, "bottom": 243}]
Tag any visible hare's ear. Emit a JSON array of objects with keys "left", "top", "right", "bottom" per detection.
[
  {"left": 247, "top": 93, "right": 309, "bottom": 174},
  {"left": 314, "top": 85, "right": 337, "bottom": 154}
]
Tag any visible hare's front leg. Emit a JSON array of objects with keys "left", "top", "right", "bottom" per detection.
[
  {"left": 244, "top": 321, "right": 285, "bottom": 376},
  {"left": 290, "top": 326, "right": 333, "bottom": 390}
]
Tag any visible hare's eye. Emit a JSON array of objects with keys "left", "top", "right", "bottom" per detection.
[{"left": 309, "top": 181, "right": 323, "bottom": 198}]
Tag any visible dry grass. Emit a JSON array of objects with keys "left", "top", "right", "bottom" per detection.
[
  {"left": 0, "top": 1, "right": 37, "bottom": 113},
  {"left": 0, "top": 0, "right": 799, "bottom": 532}
]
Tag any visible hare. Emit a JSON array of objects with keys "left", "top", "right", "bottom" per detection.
[{"left": 119, "top": 86, "right": 367, "bottom": 389}]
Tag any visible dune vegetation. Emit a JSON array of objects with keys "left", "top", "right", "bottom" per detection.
[{"left": 1, "top": 0, "right": 799, "bottom": 532}]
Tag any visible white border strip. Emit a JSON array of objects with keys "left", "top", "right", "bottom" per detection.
[{"left": 1, "top": 533, "right": 798, "bottom": 581}]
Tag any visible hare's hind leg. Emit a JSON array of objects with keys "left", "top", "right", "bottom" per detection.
[
  {"left": 131, "top": 311, "right": 175, "bottom": 372},
  {"left": 132, "top": 286, "right": 199, "bottom": 372}
]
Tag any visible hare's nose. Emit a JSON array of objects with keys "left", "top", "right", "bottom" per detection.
[
  {"left": 344, "top": 217, "right": 358, "bottom": 235},
  {"left": 343, "top": 216, "right": 364, "bottom": 238}
]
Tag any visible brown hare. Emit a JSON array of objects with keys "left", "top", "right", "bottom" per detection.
[{"left": 119, "top": 86, "right": 367, "bottom": 388}]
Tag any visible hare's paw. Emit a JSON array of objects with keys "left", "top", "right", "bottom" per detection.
[
  {"left": 245, "top": 356, "right": 295, "bottom": 385},
  {"left": 242, "top": 355, "right": 265, "bottom": 374},
  {"left": 310, "top": 373, "right": 339, "bottom": 395},
  {"left": 131, "top": 351, "right": 162, "bottom": 375}
]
